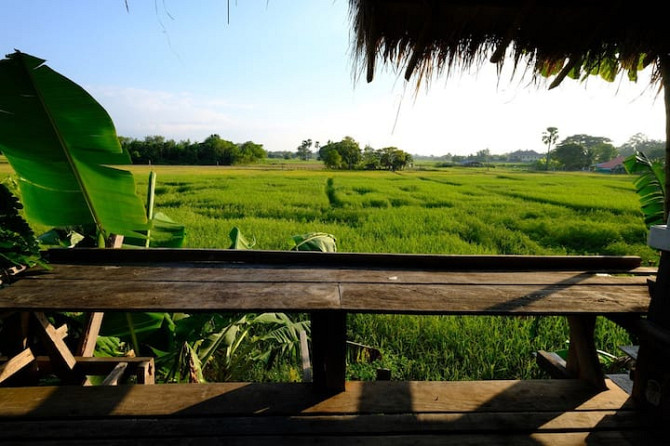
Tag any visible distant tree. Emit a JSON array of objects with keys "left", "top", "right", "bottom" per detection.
[
  {"left": 552, "top": 142, "right": 588, "bottom": 170},
  {"left": 319, "top": 137, "right": 361, "bottom": 169},
  {"left": 361, "top": 145, "right": 381, "bottom": 170},
  {"left": 619, "top": 133, "right": 664, "bottom": 159},
  {"left": 379, "top": 146, "right": 413, "bottom": 171},
  {"left": 338, "top": 136, "right": 362, "bottom": 169},
  {"left": 296, "top": 139, "right": 313, "bottom": 161},
  {"left": 541, "top": 127, "right": 559, "bottom": 171},
  {"left": 587, "top": 143, "right": 618, "bottom": 165},
  {"left": 561, "top": 134, "right": 612, "bottom": 148},
  {"left": 476, "top": 148, "right": 491, "bottom": 163},
  {"left": 321, "top": 146, "right": 343, "bottom": 169},
  {"left": 238, "top": 141, "right": 266, "bottom": 163}
]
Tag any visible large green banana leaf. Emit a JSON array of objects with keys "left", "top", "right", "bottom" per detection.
[{"left": 0, "top": 50, "right": 148, "bottom": 239}]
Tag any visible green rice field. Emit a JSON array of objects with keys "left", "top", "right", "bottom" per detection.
[{"left": 2, "top": 163, "right": 657, "bottom": 381}]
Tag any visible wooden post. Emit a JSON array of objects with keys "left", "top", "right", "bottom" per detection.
[
  {"left": 33, "top": 312, "right": 84, "bottom": 383},
  {"left": 566, "top": 315, "right": 607, "bottom": 391},
  {"left": 76, "top": 312, "right": 105, "bottom": 357},
  {"left": 632, "top": 250, "right": 670, "bottom": 421},
  {"left": 136, "top": 359, "right": 155, "bottom": 385},
  {"left": 299, "top": 329, "right": 312, "bottom": 383},
  {"left": 0, "top": 312, "right": 38, "bottom": 385},
  {"left": 310, "top": 311, "right": 346, "bottom": 394}
]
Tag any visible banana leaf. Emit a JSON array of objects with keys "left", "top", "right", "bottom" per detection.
[
  {"left": 0, "top": 50, "right": 148, "bottom": 239},
  {"left": 291, "top": 232, "right": 337, "bottom": 252},
  {"left": 228, "top": 226, "right": 255, "bottom": 249},
  {"left": 623, "top": 151, "right": 666, "bottom": 227}
]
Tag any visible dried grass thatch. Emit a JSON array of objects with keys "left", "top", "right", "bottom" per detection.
[{"left": 350, "top": 0, "right": 668, "bottom": 89}]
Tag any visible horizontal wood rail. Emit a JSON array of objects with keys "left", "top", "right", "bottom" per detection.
[{"left": 42, "top": 248, "right": 644, "bottom": 271}]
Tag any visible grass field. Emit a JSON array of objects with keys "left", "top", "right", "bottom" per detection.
[{"left": 1, "top": 162, "right": 655, "bottom": 381}]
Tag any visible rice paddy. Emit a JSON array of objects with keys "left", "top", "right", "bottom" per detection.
[{"left": 2, "top": 162, "right": 656, "bottom": 381}]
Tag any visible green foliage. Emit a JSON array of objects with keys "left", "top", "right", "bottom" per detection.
[
  {"left": 0, "top": 51, "right": 149, "bottom": 242},
  {"left": 320, "top": 138, "right": 412, "bottom": 171},
  {"left": 319, "top": 137, "right": 362, "bottom": 169},
  {"left": 623, "top": 151, "right": 666, "bottom": 227},
  {"left": 367, "top": 146, "right": 413, "bottom": 171},
  {"left": 121, "top": 134, "right": 266, "bottom": 166},
  {"left": 228, "top": 226, "right": 256, "bottom": 249},
  {"left": 543, "top": 52, "right": 651, "bottom": 88},
  {"left": 83, "top": 166, "right": 651, "bottom": 382},
  {"left": 296, "top": 139, "right": 314, "bottom": 161},
  {"left": 551, "top": 142, "right": 588, "bottom": 170},
  {"left": 291, "top": 232, "right": 337, "bottom": 252},
  {"left": 0, "top": 183, "right": 47, "bottom": 272}
]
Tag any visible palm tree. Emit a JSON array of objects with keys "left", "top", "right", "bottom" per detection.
[{"left": 541, "top": 127, "right": 559, "bottom": 171}]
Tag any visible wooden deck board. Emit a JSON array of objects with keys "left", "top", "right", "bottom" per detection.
[
  {"left": 0, "top": 380, "right": 657, "bottom": 445},
  {"left": 0, "top": 380, "right": 633, "bottom": 418},
  {"left": 0, "top": 432, "right": 661, "bottom": 446}
]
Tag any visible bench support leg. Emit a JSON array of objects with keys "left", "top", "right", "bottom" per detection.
[
  {"left": 310, "top": 311, "right": 346, "bottom": 394},
  {"left": 566, "top": 315, "right": 607, "bottom": 391}
]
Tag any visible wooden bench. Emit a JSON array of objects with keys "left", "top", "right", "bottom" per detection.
[{"left": 0, "top": 248, "right": 665, "bottom": 444}]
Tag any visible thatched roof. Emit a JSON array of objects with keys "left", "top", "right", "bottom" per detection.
[{"left": 350, "top": 0, "right": 668, "bottom": 89}]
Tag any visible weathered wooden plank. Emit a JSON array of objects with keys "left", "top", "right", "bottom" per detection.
[
  {"left": 536, "top": 350, "right": 570, "bottom": 379},
  {"left": 14, "top": 263, "right": 653, "bottom": 285},
  {"left": 43, "top": 248, "right": 644, "bottom": 271},
  {"left": 299, "top": 329, "right": 312, "bottom": 383},
  {"left": 339, "top": 284, "right": 650, "bottom": 315},
  {"left": 101, "top": 362, "right": 128, "bottom": 386},
  {"left": 0, "top": 281, "right": 341, "bottom": 312},
  {"left": 135, "top": 360, "right": 154, "bottom": 385},
  {"left": 0, "top": 380, "right": 632, "bottom": 418},
  {"left": 0, "top": 431, "right": 661, "bottom": 446},
  {"left": 76, "top": 312, "right": 105, "bottom": 357},
  {"left": 32, "top": 312, "right": 78, "bottom": 380},
  {"left": 0, "top": 348, "right": 34, "bottom": 384},
  {"left": 0, "top": 410, "right": 649, "bottom": 439},
  {"left": 0, "top": 280, "right": 649, "bottom": 314}
]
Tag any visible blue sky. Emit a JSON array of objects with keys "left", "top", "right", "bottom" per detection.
[{"left": 2, "top": 0, "right": 666, "bottom": 156}]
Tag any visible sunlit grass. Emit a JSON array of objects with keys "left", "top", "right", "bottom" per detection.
[{"left": 1, "top": 162, "right": 654, "bottom": 381}]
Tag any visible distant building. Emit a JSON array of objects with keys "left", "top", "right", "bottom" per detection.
[
  {"left": 507, "top": 150, "right": 543, "bottom": 163},
  {"left": 595, "top": 155, "right": 626, "bottom": 173}
]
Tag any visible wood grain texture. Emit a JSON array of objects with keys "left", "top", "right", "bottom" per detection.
[
  {"left": 0, "top": 348, "right": 34, "bottom": 384},
  {"left": 0, "top": 380, "right": 658, "bottom": 445},
  {"left": 0, "top": 380, "right": 632, "bottom": 418},
  {"left": 0, "top": 262, "right": 652, "bottom": 314}
]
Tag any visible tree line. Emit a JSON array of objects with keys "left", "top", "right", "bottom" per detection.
[
  {"left": 318, "top": 137, "right": 413, "bottom": 171},
  {"left": 120, "top": 134, "right": 266, "bottom": 165},
  {"left": 540, "top": 131, "right": 664, "bottom": 171}
]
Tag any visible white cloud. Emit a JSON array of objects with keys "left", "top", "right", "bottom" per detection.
[{"left": 87, "top": 85, "right": 255, "bottom": 142}]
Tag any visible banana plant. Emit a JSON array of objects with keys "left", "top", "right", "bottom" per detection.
[
  {"left": 0, "top": 50, "right": 149, "bottom": 246},
  {"left": 0, "top": 183, "right": 48, "bottom": 277},
  {"left": 623, "top": 151, "right": 666, "bottom": 227}
]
